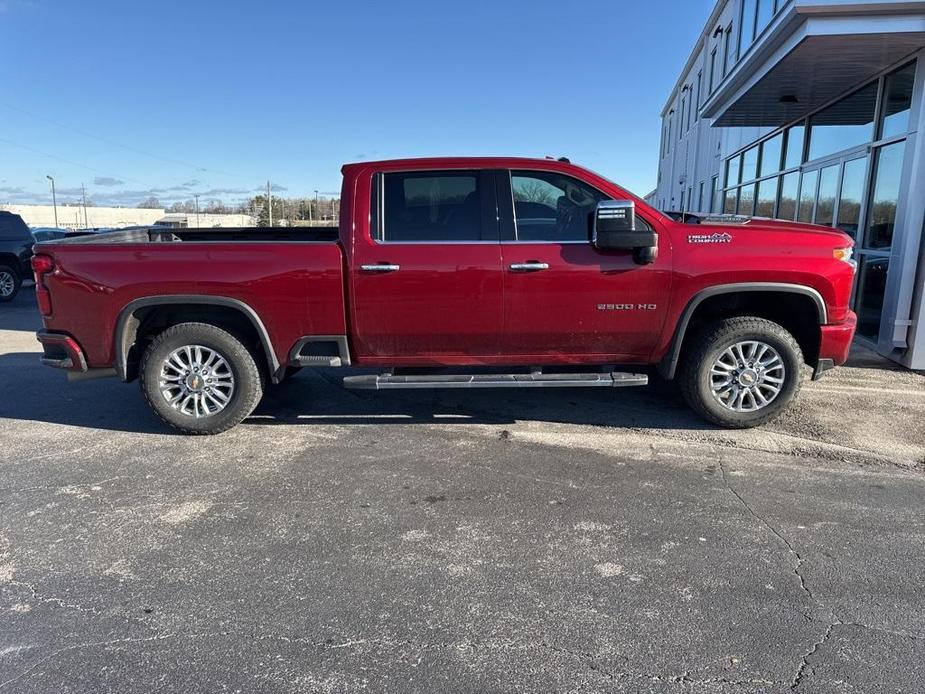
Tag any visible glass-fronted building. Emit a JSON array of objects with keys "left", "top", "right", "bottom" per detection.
[{"left": 652, "top": 0, "right": 925, "bottom": 369}]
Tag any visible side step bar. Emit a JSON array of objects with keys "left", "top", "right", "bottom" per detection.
[{"left": 343, "top": 372, "right": 648, "bottom": 390}]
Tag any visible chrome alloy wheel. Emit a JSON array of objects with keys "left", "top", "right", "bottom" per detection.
[
  {"left": 709, "top": 340, "right": 785, "bottom": 413},
  {"left": 159, "top": 345, "right": 235, "bottom": 418},
  {"left": 0, "top": 271, "right": 14, "bottom": 298}
]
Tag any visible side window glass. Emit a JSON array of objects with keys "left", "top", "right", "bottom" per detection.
[
  {"left": 511, "top": 170, "right": 607, "bottom": 242},
  {"left": 381, "top": 171, "right": 487, "bottom": 242}
]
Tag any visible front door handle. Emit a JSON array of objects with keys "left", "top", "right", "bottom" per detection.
[
  {"left": 361, "top": 264, "right": 401, "bottom": 273},
  {"left": 509, "top": 262, "right": 549, "bottom": 272}
]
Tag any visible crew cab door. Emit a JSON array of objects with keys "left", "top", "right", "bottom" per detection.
[
  {"left": 349, "top": 169, "right": 502, "bottom": 362},
  {"left": 498, "top": 169, "right": 672, "bottom": 361}
]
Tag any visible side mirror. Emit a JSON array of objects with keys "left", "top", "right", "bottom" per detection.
[{"left": 592, "top": 200, "right": 658, "bottom": 265}]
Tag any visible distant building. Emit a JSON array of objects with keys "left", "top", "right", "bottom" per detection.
[
  {"left": 0, "top": 204, "right": 254, "bottom": 229},
  {"left": 652, "top": 0, "right": 925, "bottom": 370},
  {"left": 154, "top": 212, "right": 254, "bottom": 228}
]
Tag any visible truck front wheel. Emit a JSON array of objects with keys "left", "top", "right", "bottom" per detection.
[
  {"left": 140, "top": 322, "right": 264, "bottom": 434},
  {"left": 679, "top": 316, "right": 803, "bottom": 429}
]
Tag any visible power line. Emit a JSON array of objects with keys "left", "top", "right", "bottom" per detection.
[{"left": 0, "top": 101, "right": 251, "bottom": 181}]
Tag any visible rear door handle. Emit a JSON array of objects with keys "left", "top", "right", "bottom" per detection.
[
  {"left": 361, "top": 264, "right": 401, "bottom": 273},
  {"left": 509, "top": 262, "right": 549, "bottom": 272}
]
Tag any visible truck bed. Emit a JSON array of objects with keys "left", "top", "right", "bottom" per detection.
[
  {"left": 45, "top": 226, "right": 341, "bottom": 245},
  {"left": 35, "top": 226, "right": 348, "bottom": 374}
]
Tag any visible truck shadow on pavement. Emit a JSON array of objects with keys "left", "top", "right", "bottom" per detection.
[{"left": 0, "top": 351, "right": 711, "bottom": 434}]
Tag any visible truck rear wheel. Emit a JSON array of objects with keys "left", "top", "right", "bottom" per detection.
[
  {"left": 0, "top": 264, "right": 21, "bottom": 302},
  {"left": 140, "top": 322, "right": 263, "bottom": 434},
  {"left": 679, "top": 316, "right": 803, "bottom": 429}
]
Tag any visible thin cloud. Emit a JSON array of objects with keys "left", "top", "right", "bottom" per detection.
[
  {"left": 93, "top": 176, "right": 124, "bottom": 187},
  {"left": 255, "top": 183, "right": 288, "bottom": 193},
  {"left": 200, "top": 187, "right": 251, "bottom": 196}
]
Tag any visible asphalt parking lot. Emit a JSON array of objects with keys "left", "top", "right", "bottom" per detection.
[{"left": 1, "top": 288, "right": 924, "bottom": 693}]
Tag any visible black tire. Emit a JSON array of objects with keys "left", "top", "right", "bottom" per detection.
[
  {"left": 679, "top": 316, "right": 803, "bottom": 429},
  {"left": 140, "top": 322, "right": 264, "bottom": 434},
  {"left": 0, "top": 264, "right": 21, "bottom": 303}
]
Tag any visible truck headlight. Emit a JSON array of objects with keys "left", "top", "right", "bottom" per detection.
[{"left": 834, "top": 247, "right": 856, "bottom": 269}]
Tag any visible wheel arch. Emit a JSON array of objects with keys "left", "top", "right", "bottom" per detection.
[
  {"left": 658, "top": 283, "right": 827, "bottom": 380},
  {"left": 114, "top": 295, "right": 281, "bottom": 383}
]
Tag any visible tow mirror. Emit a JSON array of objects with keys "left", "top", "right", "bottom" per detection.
[{"left": 592, "top": 200, "right": 658, "bottom": 265}]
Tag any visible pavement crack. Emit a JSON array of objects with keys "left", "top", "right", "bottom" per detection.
[
  {"left": 719, "top": 461, "right": 818, "bottom": 608},
  {"left": 0, "top": 633, "right": 189, "bottom": 690},
  {"left": 790, "top": 620, "right": 839, "bottom": 690}
]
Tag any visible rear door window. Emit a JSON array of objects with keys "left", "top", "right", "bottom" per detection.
[{"left": 378, "top": 170, "right": 494, "bottom": 242}]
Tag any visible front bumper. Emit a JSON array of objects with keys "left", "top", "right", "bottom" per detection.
[
  {"left": 813, "top": 310, "right": 857, "bottom": 380},
  {"left": 36, "top": 330, "right": 88, "bottom": 372}
]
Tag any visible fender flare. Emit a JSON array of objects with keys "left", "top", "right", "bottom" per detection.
[
  {"left": 113, "top": 295, "right": 281, "bottom": 382},
  {"left": 658, "top": 282, "right": 827, "bottom": 380}
]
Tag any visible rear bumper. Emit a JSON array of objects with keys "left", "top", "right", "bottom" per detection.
[
  {"left": 36, "top": 330, "right": 88, "bottom": 372},
  {"left": 814, "top": 310, "right": 857, "bottom": 379}
]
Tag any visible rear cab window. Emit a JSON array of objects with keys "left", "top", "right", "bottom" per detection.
[{"left": 371, "top": 170, "right": 497, "bottom": 242}]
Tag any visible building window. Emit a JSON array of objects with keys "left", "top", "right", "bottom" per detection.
[
  {"left": 797, "top": 170, "right": 818, "bottom": 223},
  {"left": 755, "top": 177, "right": 777, "bottom": 217},
  {"left": 741, "top": 145, "right": 759, "bottom": 183},
  {"left": 807, "top": 81, "right": 877, "bottom": 162},
  {"left": 879, "top": 62, "right": 915, "bottom": 140},
  {"left": 686, "top": 90, "right": 693, "bottom": 131},
  {"left": 738, "top": 184, "right": 756, "bottom": 216},
  {"left": 837, "top": 157, "right": 867, "bottom": 238},
  {"left": 724, "top": 188, "right": 738, "bottom": 214},
  {"left": 695, "top": 71, "right": 702, "bottom": 119},
  {"left": 738, "top": 0, "right": 757, "bottom": 58},
  {"left": 738, "top": 0, "right": 783, "bottom": 59},
  {"left": 698, "top": 181, "right": 705, "bottom": 212},
  {"left": 855, "top": 257, "right": 889, "bottom": 338},
  {"left": 725, "top": 155, "right": 741, "bottom": 188},
  {"left": 711, "top": 175, "right": 720, "bottom": 213},
  {"left": 722, "top": 23, "right": 733, "bottom": 77},
  {"left": 679, "top": 97, "right": 686, "bottom": 139},
  {"left": 759, "top": 133, "right": 783, "bottom": 177},
  {"left": 814, "top": 164, "right": 839, "bottom": 226},
  {"left": 709, "top": 48, "right": 718, "bottom": 93},
  {"left": 755, "top": 0, "right": 774, "bottom": 38},
  {"left": 864, "top": 141, "right": 906, "bottom": 250},
  {"left": 777, "top": 171, "right": 799, "bottom": 220},
  {"left": 783, "top": 124, "right": 805, "bottom": 169}
]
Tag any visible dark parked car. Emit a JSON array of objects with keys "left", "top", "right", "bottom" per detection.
[
  {"left": 31, "top": 227, "right": 71, "bottom": 243},
  {"left": 0, "top": 211, "right": 34, "bottom": 302}
]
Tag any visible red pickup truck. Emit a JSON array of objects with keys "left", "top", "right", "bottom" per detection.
[{"left": 32, "top": 157, "right": 857, "bottom": 434}]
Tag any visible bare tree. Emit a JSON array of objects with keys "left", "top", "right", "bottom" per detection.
[{"left": 138, "top": 196, "right": 162, "bottom": 209}]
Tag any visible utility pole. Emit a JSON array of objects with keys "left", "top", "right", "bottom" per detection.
[
  {"left": 314, "top": 190, "right": 319, "bottom": 221},
  {"left": 194, "top": 194, "right": 200, "bottom": 228},
  {"left": 267, "top": 180, "right": 273, "bottom": 227},
  {"left": 46, "top": 175, "right": 58, "bottom": 228},
  {"left": 81, "top": 183, "right": 89, "bottom": 229}
]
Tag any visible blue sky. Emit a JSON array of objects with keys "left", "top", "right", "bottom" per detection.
[{"left": 0, "top": 0, "right": 713, "bottom": 207}]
